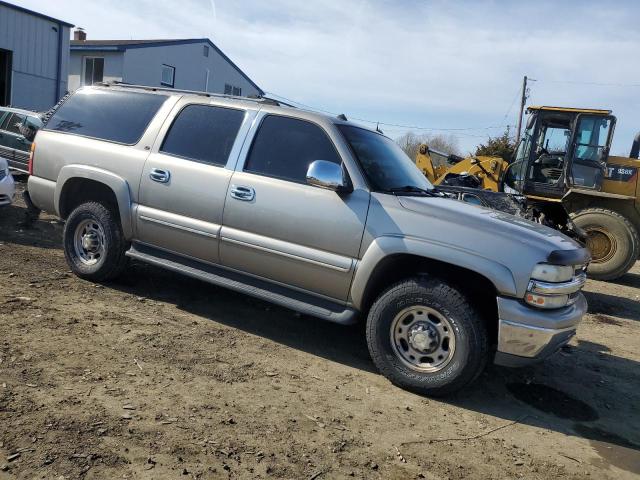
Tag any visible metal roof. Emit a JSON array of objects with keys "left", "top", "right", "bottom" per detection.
[
  {"left": 71, "top": 38, "right": 263, "bottom": 95},
  {"left": 528, "top": 106, "right": 612, "bottom": 115},
  {"left": 0, "top": 0, "right": 73, "bottom": 27}
]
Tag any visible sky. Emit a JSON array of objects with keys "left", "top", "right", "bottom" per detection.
[{"left": 16, "top": 0, "right": 640, "bottom": 155}]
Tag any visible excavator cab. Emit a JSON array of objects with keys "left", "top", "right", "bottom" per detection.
[{"left": 505, "top": 107, "right": 616, "bottom": 199}]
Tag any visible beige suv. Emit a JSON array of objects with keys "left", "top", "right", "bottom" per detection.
[{"left": 27, "top": 84, "right": 589, "bottom": 395}]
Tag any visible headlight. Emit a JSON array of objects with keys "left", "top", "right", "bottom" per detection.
[
  {"left": 531, "top": 264, "right": 574, "bottom": 283},
  {"left": 525, "top": 263, "right": 586, "bottom": 309}
]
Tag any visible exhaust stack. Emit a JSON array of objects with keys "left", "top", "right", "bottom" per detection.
[{"left": 630, "top": 131, "right": 640, "bottom": 159}]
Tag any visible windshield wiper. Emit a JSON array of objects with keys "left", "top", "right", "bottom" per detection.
[{"left": 385, "top": 185, "right": 440, "bottom": 197}]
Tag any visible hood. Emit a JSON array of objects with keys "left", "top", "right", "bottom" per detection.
[{"left": 397, "top": 195, "right": 580, "bottom": 254}]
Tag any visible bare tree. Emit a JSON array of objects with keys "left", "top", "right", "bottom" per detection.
[{"left": 396, "top": 132, "right": 461, "bottom": 162}]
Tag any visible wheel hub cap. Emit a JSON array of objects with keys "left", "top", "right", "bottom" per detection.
[
  {"left": 408, "top": 323, "right": 439, "bottom": 353},
  {"left": 82, "top": 232, "right": 100, "bottom": 252},
  {"left": 390, "top": 306, "right": 456, "bottom": 373}
]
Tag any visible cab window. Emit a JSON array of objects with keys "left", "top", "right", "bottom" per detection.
[{"left": 570, "top": 116, "right": 612, "bottom": 189}]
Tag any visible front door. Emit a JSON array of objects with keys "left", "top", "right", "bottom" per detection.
[
  {"left": 523, "top": 112, "right": 573, "bottom": 198},
  {"left": 137, "top": 102, "right": 254, "bottom": 264},
  {"left": 220, "top": 114, "right": 370, "bottom": 301}
]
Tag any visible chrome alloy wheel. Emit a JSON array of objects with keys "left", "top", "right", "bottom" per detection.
[
  {"left": 73, "top": 219, "right": 106, "bottom": 266},
  {"left": 390, "top": 306, "right": 456, "bottom": 373}
]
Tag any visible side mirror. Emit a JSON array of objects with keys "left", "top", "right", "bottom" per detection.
[{"left": 306, "top": 160, "right": 350, "bottom": 192}]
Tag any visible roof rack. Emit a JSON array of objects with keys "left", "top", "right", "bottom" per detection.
[{"left": 95, "top": 81, "right": 289, "bottom": 107}]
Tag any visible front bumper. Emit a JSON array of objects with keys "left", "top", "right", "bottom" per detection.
[
  {"left": 0, "top": 170, "right": 15, "bottom": 206},
  {"left": 494, "top": 293, "right": 587, "bottom": 367}
]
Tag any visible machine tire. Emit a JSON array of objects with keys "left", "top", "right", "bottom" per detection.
[
  {"left": 366, "top": 276, "right": 489, "bottom": 396},
  {"left": 572, "top": 208, "right": 639, "bottom": 280},
  {"left": 63, "top": 202, "right": 129, "bottom": 282}
]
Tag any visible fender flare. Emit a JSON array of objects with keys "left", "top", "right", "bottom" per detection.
[
  {"left": 55, "top": 164, "right": 134, "bottom": 239},
  {"left": 350, "top": 235, "right": 518, "bottom": 310}
]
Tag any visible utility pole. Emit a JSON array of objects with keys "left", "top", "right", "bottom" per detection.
[{"left": 515, "top": 75, "right": 528, "bottom": 144}]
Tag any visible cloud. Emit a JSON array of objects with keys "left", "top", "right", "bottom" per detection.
[{"left": 15, "top": 0, "right": 640, "bottom": 153}]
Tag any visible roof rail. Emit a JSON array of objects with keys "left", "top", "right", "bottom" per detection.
[{"left": 95, "top": 81, "right": 287, "bottom": 106}]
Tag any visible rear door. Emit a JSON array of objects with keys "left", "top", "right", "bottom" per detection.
[
  {"left": 136, "top": 100, "right": 256, "bottom": 264},
  {"left": 220, "top": 113, "right": 370, "bottom": 301}
]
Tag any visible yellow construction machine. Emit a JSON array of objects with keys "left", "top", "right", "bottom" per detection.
[{"left": 416, "top": 106, "right": 640, "bottom": 280}]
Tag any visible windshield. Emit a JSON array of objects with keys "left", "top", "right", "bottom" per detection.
[{"left": 338, "top": 125, "right": 433, "bottom": 192}]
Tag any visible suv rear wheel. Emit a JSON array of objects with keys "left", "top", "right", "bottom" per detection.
[
  {"left": 63, "top": 202, "right": 129, "bottom": 281},
  {"left": 366, "top": 276, "right": 489, "bottom": 396}
]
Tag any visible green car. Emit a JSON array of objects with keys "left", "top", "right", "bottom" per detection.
[{"left": 0, "top": 107, "right": 42, "bottom": 173}]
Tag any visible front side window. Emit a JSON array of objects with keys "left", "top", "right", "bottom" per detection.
[
  {"left": 570, "top": 116, "right": 613, "bottom": 188},
  {"left": 244, "top": 115, "right": 341, "bottom": 183},
  {"left": 161, "top": 104, "right": 245, "bottom": 166},
  {"left": 505, "top": 122, "right": 534, "bottom": 191},
  {"left": 83, "top": 57, "right": 104, "bottom": 86},
  {"left": 46, "top": 89, "right": 168, "bottom": 144},
  {"left": 339, "top": 125, "right": 433, "bottom": 192},
  {"left": 161, "top": 64, "right": 175, "bottom": 87}
]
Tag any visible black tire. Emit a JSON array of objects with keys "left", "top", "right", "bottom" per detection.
[
  {"left": 366, "top": 276, "right": 489, "bottom": 396},
  {"left": 572, "top": 208, "right": 639, "bottom": 281},
  {"left": 63, "top": 202, "right": 129, "bottom": 282}
]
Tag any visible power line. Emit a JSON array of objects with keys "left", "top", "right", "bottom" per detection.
[
  {"left": 264, "top": 91, "right": 512, "bottom": 133},
  {"left": 538, "top": 79, "right": 640, "bottom": 88}
]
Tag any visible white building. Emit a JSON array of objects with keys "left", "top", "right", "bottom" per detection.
[
  {"left": 0, "top": 1, "right": 73, "bottom": 110},
  {"left": 69, "top": 31, "right": 262, "bottom": 97}
]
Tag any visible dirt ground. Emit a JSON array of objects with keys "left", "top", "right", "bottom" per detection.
[{"left": 1, "top": 178, "right": 639, "bottom": 480}]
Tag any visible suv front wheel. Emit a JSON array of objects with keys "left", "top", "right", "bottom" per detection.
[
  {"left": 366, "top": 276, "right": 489, "bottom": 396},
  {"left": 63, "top": 202, "right": 129, "bottom": 282}
]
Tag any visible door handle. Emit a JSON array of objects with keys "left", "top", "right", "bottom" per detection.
[
  {"left": 149, "top": 168, "right": 171, "bottom": 183},
  {"left": 229, "top": 185, "right": 255, "bottom": 201}
]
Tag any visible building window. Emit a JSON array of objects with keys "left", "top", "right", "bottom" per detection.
[
  {"left": 224, "top": 84, "right": 242, "bottom": 96},
  {"left": 83, "top": 57, "right": 104, "bottom": 86},
  {"left": 161, "top": 64, "right": 175, "bottom": 88},
  {"left": 203, "top": 45, "right": 209, "bottom": 57}
]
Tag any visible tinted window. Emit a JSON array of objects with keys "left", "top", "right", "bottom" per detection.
[
  {"left": 161, "top": 104, "right": 245, "bottom": 166},
  {"left": 4, "top": 113, "right": 26, "bottom": 134},
  {"left": 245, "top": 115, "right": 341, "bottom": 183},
  {"left": 46, "top": 89, "right": 168, "bottom": 144}
]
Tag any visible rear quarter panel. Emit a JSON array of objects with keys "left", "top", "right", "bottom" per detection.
[{"left": 32, "top": 94, "right": 180, "bottom": 208}]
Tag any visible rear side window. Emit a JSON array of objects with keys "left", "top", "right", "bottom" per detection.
[
  {"left": 160, "top": 104, "right": 245, "bottom": 166},
  {"left": 3, "top": 113, "right": 26, "bottom": 134},
  {"left": 46, "top": 89, "right": 168, "bottom": 144},
  {"left": 244, "top": 115, "right": 341, "bottom": 183}
]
